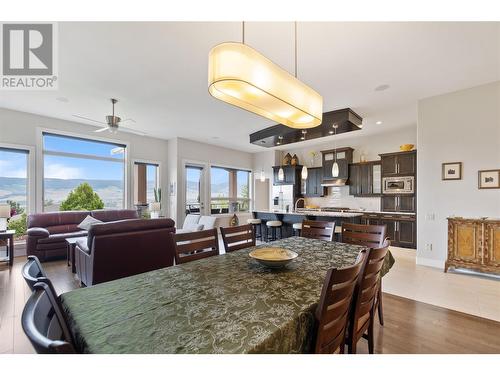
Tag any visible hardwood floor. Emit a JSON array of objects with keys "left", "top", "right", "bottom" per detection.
[{"left": 1, "top": 256, "right": 500, "bottom": 354}]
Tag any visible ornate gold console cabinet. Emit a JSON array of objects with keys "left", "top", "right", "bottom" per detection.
[{"left": 446, "top": 217, "right": 500, "bottom": 274}]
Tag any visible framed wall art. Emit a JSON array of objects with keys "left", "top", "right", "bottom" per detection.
[
  {"left": 442, "top": 162, "right": 462, "bottom": 180},
  {"left": 478, "top": 169, "right": 500, "bottom": 189}
]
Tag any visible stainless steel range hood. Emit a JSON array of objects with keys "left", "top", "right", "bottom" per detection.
[{"left": 321, "top": 178, "right": 348, "bottom": 187}]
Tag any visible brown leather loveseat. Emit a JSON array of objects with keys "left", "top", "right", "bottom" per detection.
[
  {"left": 27, "top": 209, "right": 139, "bottom": 261},
  {"left": 74, "top": 218, "right": 176, "bottom": 286}
]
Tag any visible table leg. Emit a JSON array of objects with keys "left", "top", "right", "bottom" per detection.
[
  {"left": 67, "top": 243, "right": 71, "bottom": 266},
  {"left": 71, "top": 244, "right": 76, "bottom": 273},
  {"left": 9, "top": 236, "right": 14, "bottom": 266}
]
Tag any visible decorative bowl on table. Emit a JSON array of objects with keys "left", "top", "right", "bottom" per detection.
[
  {"left": 249, "top": 247, "right": 298, "bottom": 268},
  {"left": 399, "top": 144, "right": 414, "bottom": 151}
]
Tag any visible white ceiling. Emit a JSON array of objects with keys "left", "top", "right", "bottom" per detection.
[{"left": 1, "top": 22, "right": 499, "bottom": 152}]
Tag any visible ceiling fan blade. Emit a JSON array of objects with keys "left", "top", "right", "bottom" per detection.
[
  {"left": 73, "top": 114, "right": 107, "bottom": 125},
  {"left": 120, "top": 126, "right": 146, "bottom": 136},
  {"left": 94, "top": 127, "right": 109, "bottom": 133},
  {"left": 121, "top": 118, "right": 136, "bottom": 124}
]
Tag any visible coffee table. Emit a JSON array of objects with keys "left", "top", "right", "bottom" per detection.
[
  {"left": 0, "top": 230, "right": 16, "bottom": 266},
  {"left": 66, "top": 236, "right": 87, "bottom": 273}
]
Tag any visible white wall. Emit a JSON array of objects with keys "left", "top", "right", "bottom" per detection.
[
  {"left": 417, "top": 81, "right": 500, "bottom": 268},
  {"left": 253, "top": 126, "right": 417, "bottom": 209},
  {"left": 0, "top": 108, "right": 169, "bottom": 214}
]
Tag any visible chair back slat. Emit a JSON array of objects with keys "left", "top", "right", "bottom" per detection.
[
  {"left": 349, "top": 242, "right": 389, "bottom": 339},
  {"left": 315, "top": 250, "right": 366, "bottom": 354},
  {"left": 301, "top": 220, "right": 335, "bottom": 241},
  {"left": 22, "top": 256, "right": 47, "bottom": 291},
  {"left": 21, "top": 281, "right": 76, "bottom": 354},
  {"left": 341, "top": 223, "right": 387, "bottom": 248},
  {"left": 171, "top": 228, "right": 219, "bottom": 264},
  {"left": 220, "top": 224, "right": 255, "bottom": 252}
]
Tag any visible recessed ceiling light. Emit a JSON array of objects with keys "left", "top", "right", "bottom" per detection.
[
  {"left": 374, "top": 84, "right": 390, "bottom": 92},
  {"left": 212, "top": 136, "right": 220, "bottom": 140},
  {"left": 376, "top": 120, "right": 383, "bottom": 125},
  {"left": 56, "top": 96, "right": 69, "bottom": 103}
]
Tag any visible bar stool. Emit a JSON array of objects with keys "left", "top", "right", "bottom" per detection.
[
  {"left": 292, "top": 222, "right": 302, "bottom": 237},
  {"left": 247, "top": 218, "right": 263, "bottom": 240},
  {"left": 266, "top": 220, "right": 283, "bottom": 241}
]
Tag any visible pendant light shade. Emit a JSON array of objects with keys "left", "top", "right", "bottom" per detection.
[
  {"left": 331, "top": 162, "right": 339, "bottom": 178},
  {"left": 208, "top": 42, "right": 323, "bottom": 129},
  {"left": 260, "top": 169, "right": 265, "bottom": 182},
  {"left": 278, "top": 167, "right": 285, "bottom": 181},
  {"left": 301, "top": 165, "right": 308, "bottom": 180}
]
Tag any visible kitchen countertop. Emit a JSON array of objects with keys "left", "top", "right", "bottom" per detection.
[
  {"left": 253, "top": 210, "right": 364, "bottom": 218},
  {"left": 253, "top": 209, "right": 416, "bottom": 217}
]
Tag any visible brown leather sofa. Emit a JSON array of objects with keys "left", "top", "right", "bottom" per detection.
[
  {"left": 27, "top": 209, "right": 139, "bottom": 261},
  {"left": 74, "top": 218, "right": 176, "bottom": 286}
]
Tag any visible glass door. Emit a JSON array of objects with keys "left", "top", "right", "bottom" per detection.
[{"left": 185, "top": 164, "right": 206, "bottom": 216}]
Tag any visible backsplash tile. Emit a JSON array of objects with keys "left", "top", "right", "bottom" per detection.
[{"left": 305, "top": 186, "right": 380, "bottom": 211}]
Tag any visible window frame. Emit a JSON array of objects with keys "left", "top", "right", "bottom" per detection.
[
  {"left": 36, "top": 128, "right": 130, "bottom": 212},
  {"left": 0, "top": 142, "right": 35, "bottom": 215}
]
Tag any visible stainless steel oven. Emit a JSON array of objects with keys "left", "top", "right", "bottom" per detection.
[{"left": 382, "top": 176, "right": 414, "bottom": 194}]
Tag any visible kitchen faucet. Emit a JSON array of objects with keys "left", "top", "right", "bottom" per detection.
[{"left": 294, "top": 198, "right": 305, "bottom": 212}]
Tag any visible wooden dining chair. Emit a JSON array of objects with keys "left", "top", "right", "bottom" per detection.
[
  {"left": 315, "top": 250, "right": 367, "bottom": 354},
  {"left": 220, "top": 224, "right": 255, "bottom": 252},
  {"left": 171, "top": 228, "right": 220, "bottom": 264},
  {"left": 341, "top": 222, "right": 387, "bottom": 326},
  {"left": 21, "top": 281, "right": 76, "bottom": 354},
  {"left": 301, "top": 220, "right": 335, "bottom": 241},
  {"left": 346, "top": 240, "right": 389, "bottom": 354},
  {"left": 22, "top": 255, "right": 48, "bottom": 291}
]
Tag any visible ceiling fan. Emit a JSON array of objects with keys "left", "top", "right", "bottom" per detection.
[{"left": 73, "top": 98, "right": 146, "bottom": 136}]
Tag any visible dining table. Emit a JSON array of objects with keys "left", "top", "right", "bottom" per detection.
[{"left": 60, "top": 236, "right": 395, "bottom": 354}]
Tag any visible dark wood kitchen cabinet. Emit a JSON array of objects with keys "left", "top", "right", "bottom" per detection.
[
  {"left": 321, "top": 147, "right": 353, "bottom": 181},
  {"left": 273, "top": 165, "right": 302, "bottom": 186},
  {"left": 304, "top": 167, "right": 324, "bottom": 197},
  {"left": 362, "top": 213, "right": 416, "bottom": 248},
  {"left": 381, "top": 195, "right": 415, "bottom": 212},
  {"left": 349, "top": 161, "right": 381, "bottom": 197},
  {"left": 380, "top": 150, "right": 416, "bottom": 176}
]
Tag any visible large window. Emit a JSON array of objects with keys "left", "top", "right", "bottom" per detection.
[
  {"left": 0, "top": 147, "right": 29, "bottom": 216},
  {"left": 210, "top": 166, "right": 250, "bottom": 214},
  {"left": 42, "top": 133, "right": 126, "bottom": 211}
]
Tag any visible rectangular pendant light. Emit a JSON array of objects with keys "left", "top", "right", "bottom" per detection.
[{"left": 208, "top": 42, "right": 323, "bottom": 129}]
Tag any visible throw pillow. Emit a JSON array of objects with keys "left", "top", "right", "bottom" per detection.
[
  {"left": 184, "top": 223, "right": 204, "bottom": 232},
  {"left": 77, "top": 215, "right": 103, "bottom": 231}
]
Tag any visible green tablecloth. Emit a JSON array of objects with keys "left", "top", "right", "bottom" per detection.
[{"left": 61, "top": 237, "right": 395, "bottom": 354}]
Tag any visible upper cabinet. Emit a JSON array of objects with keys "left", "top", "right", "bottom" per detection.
[
  {"left": 272, "top": 165, "right": 302, "bottom": 186},
  {"left": 380, "top": 150, "right": 416, "bottom": 176},
  {"left": 304, "top": 167, "right": 324, "bottom": 197},
  {"left": 321, "top": 147, "right": 354, "bottom": 181},
  {"left": 349, "top": 161, "right": 382, "bottom": 197}
]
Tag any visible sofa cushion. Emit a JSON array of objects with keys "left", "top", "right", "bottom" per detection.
[
  {"left": 199, "top": 216, "right": 217, "bottom": 230},
  {"left": 78, "top": 215, "right": 103, "bottom": 231},
  {"left": 91, "top": 209, "right": 139, "bottom": 222},
  {"left": 182, "top": 214, "right": 200, "bottom": 229},
  {"left": 37, "top": 231, "right": 88, "bottom": 244}
]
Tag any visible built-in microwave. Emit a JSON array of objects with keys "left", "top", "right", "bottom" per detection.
[{"left": 382, "top": 176, "right": 414, "bottom": 194}]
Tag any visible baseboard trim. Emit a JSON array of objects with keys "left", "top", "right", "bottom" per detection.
[{"left": 416, "top": 257, "right": 445, "bottom": 269}]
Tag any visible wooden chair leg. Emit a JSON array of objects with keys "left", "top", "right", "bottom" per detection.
[
  {"left": 367, "top": 314, "right": 375, "bottom": 354},
  {"left": 377, "top": 283, "right": 384, "bottom": 326}
]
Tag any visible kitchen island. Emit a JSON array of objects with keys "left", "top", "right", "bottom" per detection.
[{"left": 252, "top": 209, "right": 363, "bottom": 239}]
